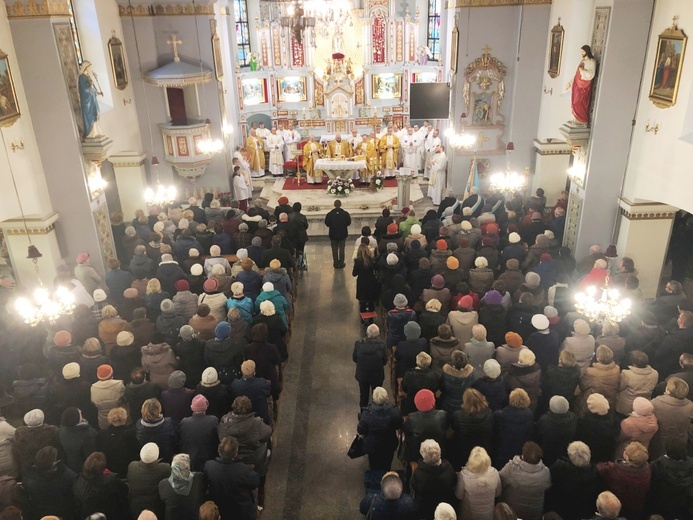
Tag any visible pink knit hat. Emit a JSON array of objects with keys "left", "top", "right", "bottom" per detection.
[{"left": 191, "top": 394, "right": 209, "bottom": 412}]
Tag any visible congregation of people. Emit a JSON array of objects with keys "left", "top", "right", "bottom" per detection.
[
  {"left": 0, "top": 194, "right": 310, "bottom": 520},
  {"left": 351, "top": 188, "right": 693, "bottom": 520}
]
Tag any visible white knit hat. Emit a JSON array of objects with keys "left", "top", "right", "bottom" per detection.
[
  {"left": 140, "top": 442, "right": 160, "bottom": 463},
  {"left": 509, "top": 232, "right": 521, "bottom": 244}
]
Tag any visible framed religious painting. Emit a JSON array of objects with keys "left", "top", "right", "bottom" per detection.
[
  {"left": 0, "top": 49, "right": 20, "bottom": 127},
  {"left": 372, "top": 73, "right": 402, "bottom": 99},
  {"left": 450, "top": 26, "right": 459, "bottom": 74},
  {"left": 649, "top": 21, "right": 687, "bottom": 108},
  {"left": 108, "top": 36, "right": 128, "bottom": 91},
  {"left": 241, "top": 78, "right": 268, "bottom": 106},
  {"left": 412, "top": 72, "right": 438, "bottom": 83},
  {"left": 547, "top": 20, "right": 564, "bottom": 79},
  {"left": 277, "top": 76, "right": 307, "bottom": 102}
]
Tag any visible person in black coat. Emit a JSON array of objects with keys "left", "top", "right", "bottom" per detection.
[
  {"left": 23, "top": 446, "right": 78, "bottom": 520},
  {"left": 409, "top": 258, "right": 433, "bottom": 303},
  {"left": 651, "top": 310, "right": 693, "bottom": 379},
  {"left": 505, "top": 295, "right": 539, "bottom": 345},
  {"left": 95, "top": 407, "right": 140, "bottom": 477},
  {"left": 472, "top": 359, "right": 508, "bottom": 411},
  {"left": 374, "top": 208, "right": 394, "bottom": 240},
  {"left": 535, "top": 396, "right": 577, "bottom": 466},
  {"left": 409, "top": 439, "right": 457, "bottom": 520},
  {"left": 204, "top": 436, "right": 260, "bottom": 520},
  {"left": 260, "top": 235, "right": 295, "bottom": 269},
  {"left": 58, "top": 407, "right": 98, "bottom": 474},
  {"left": 546, "top": 441, "right": 601, "bottom": 520},
  {"left": 493, "top": 388, "right": 534, "bottom": 468},
  {"left": 538, "top": 349, "right": 581, "bottom": 415},
  {"left": 353, "top": 325, "right": 388, "bottom": 409},
  {"left": 478, "top": 300, "right": 508, "bottom": 348},
  {"left": 524, "top": 314, "right": 560, "bottom": 371},
  {"left": 230, "top": 362, "right": 272, "bottom": 425},
  {"left": 54, "top": 363, "right": 98, "bottom": 428},
  {"left": 124, "top": 368, "right": 161, "bottom": 423},
  {"left": 575, "top": 393, "right": 617, "bottom": 463},
  {"left": 647, "top": 443, "right": 693, "bottom": 519},
  {"left": 353, "top": 242, "right": 380, "bottom": 313},
  {"left": 135, "top": 398, "right": 177, "bottom": 463},
  {"left": 173, "top": 325, "right": 206, "bottom": 388},
  {"left": 450, "top": 388, "right": 494, "bottom": 471},
  {"left": 155, "top": 254, "right": 186, "bottom": 297},
  {"left": 357, "top": 387, "right": 403, "bottom": 471},
  {"left": 394, "top": 322, "right": 428, "bottom": 383},
  {"left": 73, "top": 451, "right": 130, "bottom": 520},
  {"left": 179, "top": 395, "right": 220, "bottom": 472},
  {"left": 324, "top": 199, "right": 351, "bottom": 269},
  {"left": 400, "top": 352, "right": 440, "bottom": 417}
]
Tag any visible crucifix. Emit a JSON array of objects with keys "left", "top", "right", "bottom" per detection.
[
  {"left": 477, "top": 132, "right": 490, "bottom": 147},
  {"left": 167, "top": 34, "right": 183, "bottom": 62},
  {"left": 482, "top": 44, "right": 492, "bottom": 55}
]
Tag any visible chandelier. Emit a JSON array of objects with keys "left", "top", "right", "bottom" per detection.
[
  {"left": 575, "top": 283, "right": 632, "bottom": 324},
  {"left": 144, "top": 156, "right": 177, "bottom": 206},
  {"left": 197, "top": 119, "right": 224, "bottom": 155},
  {"left": 489, "top": 170, "right": 525, "bottom": 192},
  {"left": 15, "top": 285, "right": 75, "bottom": 327}
]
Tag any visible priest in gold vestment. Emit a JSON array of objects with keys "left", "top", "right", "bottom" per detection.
[
  {"left": 302, "top": 136, "right": 325, "bottom": 184},
  {"left": 378, "top": 127, "right": 401, "bottom": 178},
  {"left": 354, "top": 135, "right": 378, "bottom": 183},
  {"left": 326, "top": 134, "right": 353, "bottom": 159},
  {"left": 245, "top": 129, "right": 266, "bottom": 178}
]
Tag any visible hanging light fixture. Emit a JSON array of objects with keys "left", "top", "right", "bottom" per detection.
[
  {"left": 128, "top": 1, "right": 177, "bottom": 205},
  {"left": 574, "top": 264, "right": 631, "bottom": 324},
  {"left": 0, "top": 130, "right": 75, "bottom": 326},
  {"left": 445, "top": 113, "right": 477, "bottom": 151}
]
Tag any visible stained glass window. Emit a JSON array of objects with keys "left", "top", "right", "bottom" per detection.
[
  {"left": 67, "top": 0, "right": 83, "bottom": 64},
  {"left": 234, "top": 0, "right": 251, "bottom": 67},
  {"left": 427, "top": 0, "right": 441, "bottom": 62}
]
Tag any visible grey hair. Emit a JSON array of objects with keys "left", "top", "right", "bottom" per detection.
[
  {"left": 433, "top": 503, "right": 457, "bottom": 520},
  {"left": 420, "top": 439, "right": 441, "bottom": 465},
  {"left": 596, "top": 491, "right": 622, "bottom": 518},
  {"left": 366, "top": 324, "right": 380, "bottom": 338},
  {"left": 567, "top": 441, "right": 591, "bottom": 468},
  {"left": 381, "top": 472, "right": 403, "bottom": 500},
  {"left": 372, "top": 387, "right": 389, "bottom": 405}
]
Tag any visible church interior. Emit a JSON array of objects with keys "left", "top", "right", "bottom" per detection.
[{"left": 1, "top": 0, "right": 693, "bottom": 518}]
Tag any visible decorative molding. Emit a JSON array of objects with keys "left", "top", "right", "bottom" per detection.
[
  {"left": 619, "top": 208, "right": 676, "bottom": 221},
  {"left": 447, "top": 0, "right": 551, "bottom": 7},
  {"left": 618, "top": 198, "right": 677, "bottom": 221},
  {"left": 5, "top": 0, "right": 70, "bottom": 18},
  {"left": 533, "top": 139, "right": 572, "bottom": 155},
  {"left": 117, "top": 3, "right": 214, "bottom": 17},
  {"left": 1, "top": 212, "right": 59, "bottom": 236}
]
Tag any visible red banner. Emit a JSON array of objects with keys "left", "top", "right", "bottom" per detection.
[
  {"left": 291, "top": 34, "right": 304, "bottom": 68},
  {"left": 372, "top": 15, "right": 386, "bottom": 64}
]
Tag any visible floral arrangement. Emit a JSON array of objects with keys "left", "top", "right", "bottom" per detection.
[
  {"left": 369, "top": 175, "right": 384, "bottom": 192},
  {"left": 217, "top": 192, "right": 234, "bottom": 207},
  {"left": 327, "top": 177, "right": 354, "bottom": 196}
]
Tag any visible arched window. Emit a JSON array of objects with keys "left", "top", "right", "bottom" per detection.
[
  {"left": 67, "top": 0, "right": 84, "bottom": 64},
  {"left": 234, "top": 0, "right": 251, "bottom": 67},
  {"left": 427, "top": 0, "right": 441, "bottom": 62}
]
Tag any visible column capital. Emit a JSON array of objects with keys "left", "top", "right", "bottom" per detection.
[
  {"left": 0, "top": 212, "right": 59, "bottom": 235},
  {"left": 5, "top": 0, "right": 71, "bottom": 19},
  {"left": 618, "top": 198, "right": 677, "bottom": 221},
  {"left": 115, "top": 1, "right": 215, "bottom": 17},
  {"left": 533, "top": 139, "right": 572, "bottom": 156},
  {"left": 109, "top": 152, "right": 148, "bottom": 168}
]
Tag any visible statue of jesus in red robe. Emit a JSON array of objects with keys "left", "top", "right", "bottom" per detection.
[{"left": 569, "top": 45, "right": 597, "bottom": 125}]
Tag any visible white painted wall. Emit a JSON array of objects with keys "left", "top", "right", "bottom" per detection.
[{"left": 622, "top": 0, "right": 693, "bottom": 213}]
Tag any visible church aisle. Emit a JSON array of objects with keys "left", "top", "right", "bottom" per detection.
[{"left": 263, "top": 239, "right": 376, "bottom": 520}]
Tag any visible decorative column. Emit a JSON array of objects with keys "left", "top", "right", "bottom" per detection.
[
  {"left": 110, "top": 153, "right": 148, "bottom": 219},
  {"left": 0, "top": 214, "right": 62, "bottom": 287},
  {"left": 615, "top": 199, "right": 676, "bottom": 298},
  {"left": 395, "top": 172, "right": 413, "bottom": 211},
  {"left": 532, "top": 139, "right": 571, "bottom": 210}
]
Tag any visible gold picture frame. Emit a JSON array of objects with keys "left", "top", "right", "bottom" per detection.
[
  {"left": 371, "top": 73, "right": 402, "bottom": 99},
  {"left": 277, "top": 76, "right": 307, "bottom": 102},
  {"left": 547, "top": 20, "right": 564, "bottom": 79},
  {"left": 0, "top": 49, "right": 20, "bottom": 127},
  {"left": 108, "top": 36, "right": 128, "bottom": 91},
  {"left": 212, "top": 32, "right": 223, "bottom": 80},
  {"left": 649, "top": 21, "right": 687, "bottom": 109},
  {"left": 450, "top": 26, "right": 459, "bottom": 74}
]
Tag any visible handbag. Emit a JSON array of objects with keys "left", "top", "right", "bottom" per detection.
[
  {"left": 364, "top": 494, "right": 377, "bottom": 520},
  {"left": 347, "top": 434, "right": 366, "bottom": 459}
]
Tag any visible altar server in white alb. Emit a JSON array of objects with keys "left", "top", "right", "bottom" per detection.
[
  {"left": 427, "top": 145, "right": 448, "bottom": 205},
  {"left": 282, "top": 123, "right": 301, "bottom": 163},
  {"left": 424, "top": 128, "right": 441, "bottom": 180},
  {"left": 347, "top": 129, "right": 363, "bottom": 153},
  {"left": 401, "top": 127, "right": 422, "bottom": 175},
  {"left": 256, "top": 121, "right": 271, "bottom": 149},
  {"left": 266, "top": 127, "right": 285, "bottom": 177}
]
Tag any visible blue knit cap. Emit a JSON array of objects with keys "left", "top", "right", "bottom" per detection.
[{"left": 214, "top": 321, "right": 232, "bottom": 340}]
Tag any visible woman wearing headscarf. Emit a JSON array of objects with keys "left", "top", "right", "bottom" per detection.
[{"left": 158, "top": 453, "right": 206, "bottom": 520}]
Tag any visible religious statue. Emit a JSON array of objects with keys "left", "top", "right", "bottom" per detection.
[
  {"left": 332, "top": 26, "right": 344, "bottom": 55},
  {"left": 249, "top": 52, "right": 258, "bottom": 71},
  {"left": 417, "top": 46, "right": 433, "bottom": 65},
  {"left": 78, "top": 61, "right": 103, "bottom": 139},
  {"left": 568, "top": 45, "right": 597, "bottom": 125}
]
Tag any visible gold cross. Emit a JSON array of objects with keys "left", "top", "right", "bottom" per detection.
[
  {"left": 167, "top": 34, "right": 183, "bottom": 62},
  {"left": 673, "top": 16, "right": 679, "bottom": 28},
  {"left": 482, "top": 44, "right": 492, "bottom": 56},
  {"left": 478, "top": 132, "right": 490, "bottom": 146}
]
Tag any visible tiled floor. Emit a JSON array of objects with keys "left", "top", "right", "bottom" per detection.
[{"left": 262, "top": 238, "right": 393, "bottom": 520}]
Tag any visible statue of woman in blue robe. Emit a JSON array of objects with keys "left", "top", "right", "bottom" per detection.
[{"left": 78, "top": 61, "right": 101, "bottom": 139}]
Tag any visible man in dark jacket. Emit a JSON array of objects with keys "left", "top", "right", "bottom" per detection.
[
  {"left": 204, "top": 436, "right": 260, "bottom": 520},
  {"left": 324, "top": 199, "right": 351, "bottom": 268},
  {"left": 187, "top": 197, "right": 207, "bottom": 225},
  {"left": 374, "top": 208, "right": 394, "bottom": 240},
  {"left": 535, "top": 396, "right": 577, "bottom": 466},
  {"left": 172, "top": 230, "right": 202, "bottom": 264},
  {"left": 105, "top": 259, "right": 133, "bottom": 306},
  {"left": 260, "top": 235, "right": 295, "bottom": 269},
  {"left": 155, "top": 254, "right": 186, "bottom": 296},
  {"left": 359, "top": 471, "right": 417, "bottom": 520},
  {"left": 546, "top": 441, "right": 600, "bottom": 520},
  {"left": 652, "top": 310, "right": 693, "bottom": 379},
  {"left": 525, "top": 314, "right": 560, "bottom": 371},
  {"left": 124, "top": 368, "right": 161, "bottom": 422},
  {"left": 230, "top": 361, "right": 272, "bottom": 425},
  {"left": 22, "top": 446, "right": 77, "bottom": 520},
  {"left": 353, "top": 324, "right": 388, "bottom": 409},
  {"left": 648, "top": 442, "right": 693, "bottom": 518}
]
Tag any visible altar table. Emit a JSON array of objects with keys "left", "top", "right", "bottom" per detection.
[{"left": 314, "top": 159, "right": 367, "bottom": 180}]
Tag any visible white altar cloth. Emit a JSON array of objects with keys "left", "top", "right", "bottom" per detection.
[{"left": 314, "top": 159, "right": 367, "bottom": 180}]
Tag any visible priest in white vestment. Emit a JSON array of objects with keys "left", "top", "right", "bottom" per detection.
[
  {"left": 401, "top": 128, "right": 421, "bottom": 174},
  {"left": 282, "top": 124, "right": 301, "bottom": 163},
  {"left": 347, "top": 129, "right": 362, "bottom": 152},
  {"left": 256, "top": 122, "right": 271, "bottom": 149},
  {"left": 427, "top": 145, "right": 447, "bottom": 205},
  {"left": 266, "top": 127, "right": 285, "bottom": 177},
  {"left": 424, "top": 129, "right": 441, "bottom": 180}
]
